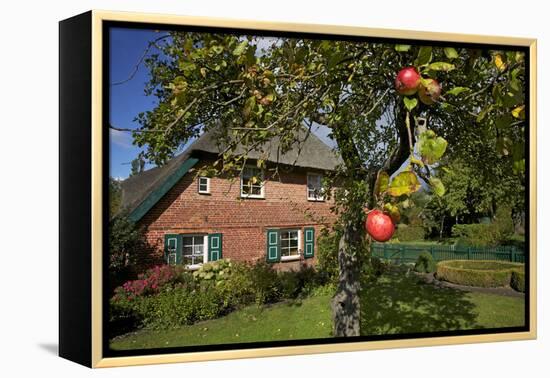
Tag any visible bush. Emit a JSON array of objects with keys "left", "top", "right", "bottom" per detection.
[
  {"left": 278, "top": 271, "right": 302, "bottom": 299},
  {"left": 395, "top": 224, "right": 425, "bottom": 242},
  {"left": 510, "top": 270, "right": 525, "bottom": 292},
  {"left": 192, "top": 259, "right": 233, "bottom": 284},
  {"left": 144, "top": 284, "right": 229, "bottom": 329},
  {"left": 109, "top": 215, "right": 148, "bottom": 285},
  {"left": 451, "top": 206, "right": 515, "bottom": 247},
  {"left": 247, "top": 261, "right": 281, "bottom": 304},
  {"left": 436, "top": 260, "right": 524, "bottom": 288},
  {"left": 452, "top": 224, "right": 496, "bottom": 247},
  {"left": 116, "top": 264, "right": 192, "bottom": 298},
  {"left": 365, "top": 256, "right": 389, "bottom": 280},
  {"left": 110, "top": 259, "right": 328, "bottom": 331},
  {"left": 414, "top": 252, "right": 436, "bottom": 273}
]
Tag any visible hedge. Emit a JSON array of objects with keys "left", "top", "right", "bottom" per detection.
[
  {"left": 510, "top": 270, "right": 525, "bottom": 293},
  {"left": 395, "top": 224, "right": 425, "bottom": 242},
  {"left": 436, "top": 260, "right": 524, "bottom": 288},
  {"left": 414, "top": 252, "right": 436, "bottom": 273}
]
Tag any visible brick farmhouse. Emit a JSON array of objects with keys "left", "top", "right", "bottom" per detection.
[{"left": 120, "top": 127, "right": 341, "bottom": 271}]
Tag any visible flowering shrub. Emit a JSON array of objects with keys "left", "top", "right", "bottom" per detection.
[
  {"left": 110, "top": 259, "right": 330, "bottom": 332},
  {"left": 113, "top": 264, "right": 191, "bottom": 300}
]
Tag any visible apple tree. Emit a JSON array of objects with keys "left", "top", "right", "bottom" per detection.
[{"left": 117, "top": 33, "right": 526, "bottom": 336}]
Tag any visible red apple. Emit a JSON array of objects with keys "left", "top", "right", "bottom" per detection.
[
  {"left": 418, "top": 78, "right": 441, "bottom": 105},
  {"left": 395, "top": 67, "right": 421, "bottom": 96},
  {"left": 366, "top": 210, "right": 395, "bottom": 242}
]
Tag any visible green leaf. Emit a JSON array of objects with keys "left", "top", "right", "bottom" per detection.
[
  {"left": 374, "top": 171, "right": 390, "bottom": 196},
  {"left": 387, "top": 172, "right": 421, "bottom": 197},
  {"left": 476, "top": 106, "right": 492, "bottom": 123},
  {"left": 403, "top": 97, "right": 418, "bottom": 112},
  {"left": 429, "top": 177, "right": 445, "bottom": 197},
  {"left": 513, "top": 158, "right": 525, "bottom": 174},
  {"left": 427, "top": 62, "right": 455, "bottom": 72},
  {"left": 446, "top": 87, "right": 470, "bottom": 96},
  {"left": 443, "top": 47, "right": 459, "bottom": 59},
  {"left": 179, "top": 60, "right": 196, "bottom": 74},
  {"left": 211, "top": 45, "right": 224, "bottom": 54},
  {"left": 495, "top": 114, "right": 512, "bottom": 130},
  {"left": 395, "top": 44, "right": 411, "bottom": 52},
  {"left": 418, "top": 130, "right": 448, "bottom": 165},
  {"left": 232, "top": 40, "right": 248, "bottom": 56},
  {"left": 384, "top": 203, "right": 401, "bottom": 223},
  {"left": 415, "top": 46, "right": 433, "bottom": 66},
  {"left": 243, "top": 95, "right": 256, "bottom": 117},
  {"left": 410, "top": 155, "right": 425, "bottom": 168}
]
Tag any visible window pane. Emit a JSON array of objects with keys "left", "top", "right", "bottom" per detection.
[
  {"left": 181, "top": 236, "right": 205, "bottom": 265},
  {"left": 308, "top": 174, "right": 323, "bottom": 199},
  {"left": 280, "top": 230, "right": 299, "bottom": 256},
  {"left": 241, "top": 167, "right": 263, "bottom": 196}
]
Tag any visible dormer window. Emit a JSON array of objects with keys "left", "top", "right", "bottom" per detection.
[
  {"left": 198, "top": 177, "right": 210, "bottom": 194},
  {"left": 241, "top": 166, "right": 265, "bottom": 198},
  {"left": 307, "top": 173, "right": 324, "bottom": 201}
]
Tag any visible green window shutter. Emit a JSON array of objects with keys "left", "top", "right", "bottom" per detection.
[
  {"left": 266, "top": 229, "right": 280, "bottom": 263},
  {"left": 164, "top": 234, "right": 182, "bottom": 265},
  {"left": 304, "top": 227, "right": 315, "bottom": 259},
  {"left": 208, "top": 233, "right": 223, "bottom": 261}
]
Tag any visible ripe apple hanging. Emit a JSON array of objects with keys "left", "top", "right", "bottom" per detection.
[
  {"left": 418, "top": 78, "right": 441, "bottom": 105},
  {"left": 395, "top": 67, "right": 421, "bottom": 96},
  {"left": 366, "top": 210, "right": 395, "bottom": 242}
]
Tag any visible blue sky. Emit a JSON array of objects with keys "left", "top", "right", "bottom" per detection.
[
  {"left": 108, "top": 27, "right": 335, "bottom": 180},
  {"left": 109, "top": 27, "right": 161, "bottom": 179}
]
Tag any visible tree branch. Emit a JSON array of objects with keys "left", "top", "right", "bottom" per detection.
[{"left": 111, "top": 35, "right": 170, "bottom": 86}]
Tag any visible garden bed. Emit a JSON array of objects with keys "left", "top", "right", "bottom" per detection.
[{"left": 436, "top": 260, "right": 524, "bottom": 290}]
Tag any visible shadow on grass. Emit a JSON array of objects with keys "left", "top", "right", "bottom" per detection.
[{"left": 361, "top": 268, "right": 479, "bottom": 336}]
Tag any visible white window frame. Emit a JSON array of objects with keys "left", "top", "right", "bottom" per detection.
[
  {"left": 280, "top": 229, "right": 302, "bottom": 261},
  {"left": 198, "top": 176, "right": 210, "bottom": 194},
  {"left": 181, "top": 234, "right": 209, "bottom": 270},
  {"left": 307, "top": 172, "right": 324, "bottom": 201},
  {"left": 240, "top": 166, "right": 265, "bottom": 199}
]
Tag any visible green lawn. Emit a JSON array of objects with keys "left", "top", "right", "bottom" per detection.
[
  {"left": 110, "top": 294, "right": 332, "bottom": 350},
  {"left": 360, "top": 270, "right": 524, "bottom": 335},
  {"left": 110, "top": 271, "right": 524, "bottom": 350}
]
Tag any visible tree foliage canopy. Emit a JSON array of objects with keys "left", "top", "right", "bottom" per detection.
[{"left": 119, "top": 31, "right": 526, "bottom": 336}]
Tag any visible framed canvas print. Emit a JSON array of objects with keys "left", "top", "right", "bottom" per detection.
[{"left": 59, "top": 10, "right": 537, "bottom": 368}]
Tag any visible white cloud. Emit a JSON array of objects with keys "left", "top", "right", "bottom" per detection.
[{"left": 109, "top": 128, "right": 133, "bottom": 148}]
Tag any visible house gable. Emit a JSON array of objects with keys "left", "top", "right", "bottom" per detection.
[{"left": 128, "top": 157, "right": 199, "bottom": 222}]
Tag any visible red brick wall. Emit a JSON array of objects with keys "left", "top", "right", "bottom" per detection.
[{"left": 137, "top": 160, "right": 338, "bottom": 270}]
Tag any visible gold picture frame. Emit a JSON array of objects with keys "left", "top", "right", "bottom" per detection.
[{"left": 59, "top": 9, "right": 537, "bottom": 368}]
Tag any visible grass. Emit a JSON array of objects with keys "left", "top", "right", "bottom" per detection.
[
  {"left": 110, "top": 294, "right": 332, "bottom": 350},
  {"left": 110, "top": 270, "right": 525, "bottom": 350},
  {"left": 360, "top": 269, "right": 524, "bottom": 335}
]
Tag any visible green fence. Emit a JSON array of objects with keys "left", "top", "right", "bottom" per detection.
[{"left": 371, "top": 243, "right": 525, "bottom": 264}]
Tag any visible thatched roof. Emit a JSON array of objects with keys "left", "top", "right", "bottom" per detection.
[{"left": 120, "top": 126, "right": 341, "bottom": 218}]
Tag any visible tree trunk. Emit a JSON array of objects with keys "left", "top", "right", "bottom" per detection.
[{"left": 331, "top": 220, "right": 364, "bottom": 337}]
